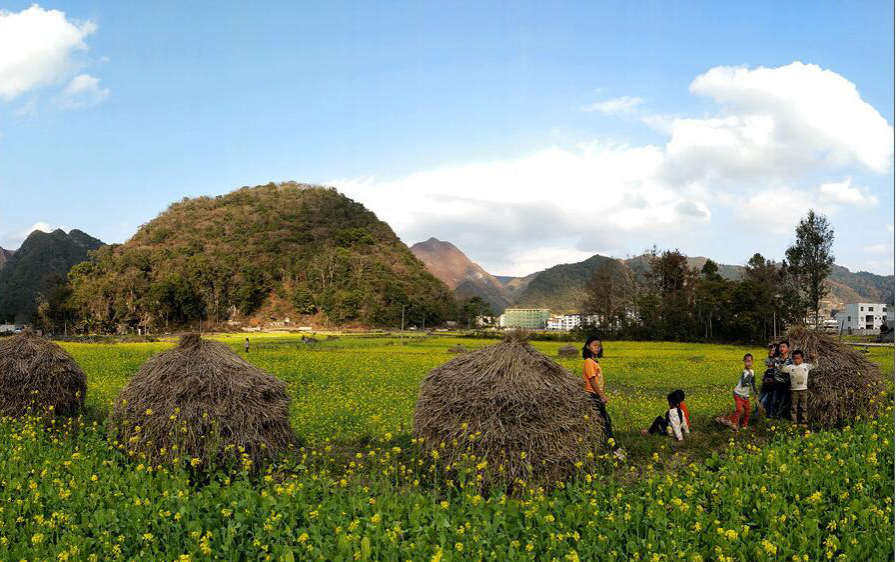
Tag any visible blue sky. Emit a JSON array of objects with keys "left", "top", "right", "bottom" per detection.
[{"left": 1, "top": 1, "right": 893, "bottom": 276}]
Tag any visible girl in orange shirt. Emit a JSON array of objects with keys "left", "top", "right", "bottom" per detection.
[{"left": 582, "top": 337, "right": 626, "bottom": 461}]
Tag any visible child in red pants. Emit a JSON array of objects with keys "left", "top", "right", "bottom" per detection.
[{"left": 729, "top": 353, "right": 757, "bottom": 430}]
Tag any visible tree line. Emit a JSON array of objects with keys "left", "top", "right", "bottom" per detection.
[{"left": 579, "top": 210, "right": 836, "bottom": 343}]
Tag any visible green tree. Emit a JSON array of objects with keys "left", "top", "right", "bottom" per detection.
[
  {"left": 290, "top": 283, "right": 316, "bottom": 314},
  {"left": 735, "top": 253, "right": 780, "bottom": 341},
  {"left": 785, "top": 210, "right": 835, "bottom": 327},
  {"left": 582, "top": 268, "right": 633, "bottom": 333},
  {"left": 694, "top": 261, "right": 733, "bottom": 340},
  {"left": 457, "top": 296, "right": 492, "bottom": 329},
  {"left": 700, "top": 259, "right": 722, "bottom": 281},
  {"left": 646, "top": 249, "right": 699, "bottom": 341}
]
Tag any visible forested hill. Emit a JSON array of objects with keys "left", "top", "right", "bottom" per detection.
[
  {"left": 0, "top": 229, "right": 104, "bottom": 323},
  {"left": 68, "top": 182, "right": 455, "bottom": 331},
  {"left": 507, "top": 253, "right": 893, "bottom": 314},
  {"left": 513, "top": 254, "right": 635, "bottom": 312}
]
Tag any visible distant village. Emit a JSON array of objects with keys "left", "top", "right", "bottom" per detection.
[
  {"left": 477, "top": 302, "right": 893, "bottom": 337},
  {"left": 3, "top": 301, "right": 892, "bottom": 339}
]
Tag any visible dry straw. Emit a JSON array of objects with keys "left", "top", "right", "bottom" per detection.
[
  {"left": 414, "top": 331, "right": 601, "bottom": 488},
  {"left": 557, "top": 344, "right": 579, "bottom": 358},
  {"left": 784, "top": 326, "right": 886, "bottom": 426},
  {"left": 0, "top": 332, "right": 87, "bottom": 417},
  {"left": 111, "top": 334, "right": 295, "bottom": 467}
]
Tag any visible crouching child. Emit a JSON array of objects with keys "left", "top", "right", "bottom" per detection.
[{"left": 645, "top": 391, "right": 690, "bottom": 441}]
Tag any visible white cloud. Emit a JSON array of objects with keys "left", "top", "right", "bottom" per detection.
[
  {"left": 0, "top": 5, "right": 102, "bottom": 102},
  {"left": 23, "top": 221, "right": 53, "bottom": 236},
  {"left": 735, "top": 186, "right": 809, "bottom": 235},
  {"left": 14, "top": 98, "right": 37, "bottom": 117},
  {"left": 1, "top": 221, "right": 60, "bottom": 249},
  {"left": 662, "top": 62, "right": 893, "bottom": 184},
  {"left": 863, "top": 244, "right": 889, "bottom": 254},
  {"left": 734, "top": 178, "right": 880, "bottom": 236},
  {"left": 334, "top": 142, "right": 710, "bottom": 274},
  {"left": 860, "top": 258, "right": 894, "bottom": 274},
  {"left": 334, "top": 62, "right": 891, "bottom": 275},
  {"left": 817, "top": 179, "right": 878, "bottom": 208},
  {"left": 59, "top": 73, "right": 109, "bottom": 109},
  {"left": 582, "top": 96, "right": 643, "bottom": 115}
]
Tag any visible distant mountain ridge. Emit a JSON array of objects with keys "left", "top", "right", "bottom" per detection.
[
  {"left": 0, "top": 229, "right": 104, "bottom": 323},
  {"left": 410, "top": 238, "right": 511, "bottom": 314},
  {"left": 414, "top": 239, "right": 895, "bottom": 314},
  {"left": 0, "top": 246, "right": 13, "bottom": 271}
]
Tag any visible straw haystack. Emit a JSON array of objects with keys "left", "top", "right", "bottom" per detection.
[
  {"left": 785, "top": 326, "right": 886, "bottom": 426},
  {"left": 0, "top": 332, "right": 87, "bottom": 417},
  {"left": 111, "top": 334, "right": 295, "bottom": 467},
  {"left": 414, "top": 332, "right": 600, "bottom": 488},
  {"left": 557, "top": 344, "right": 579, "bottom": 358},
  {"left": 447, "top": 344, "right": 468, "bottom": 354}
]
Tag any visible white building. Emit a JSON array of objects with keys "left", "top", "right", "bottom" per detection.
[
  {"left": 834, "top": 303, "right": 889, "bottom": 334},
  {"left": 546, "top": 314, "right": 599, "bottom": 331}
]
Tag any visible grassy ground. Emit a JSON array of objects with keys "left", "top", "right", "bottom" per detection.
[
  {"left": 0, "top": 333, "right": 890, "bottom": 560},
  {"left": 62, "top": 333, "right": 893, "bottom": 467}
]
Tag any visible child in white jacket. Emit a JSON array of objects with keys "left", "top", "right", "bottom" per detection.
[
  {"left": 645, "top": 392, "right": 690, "bottom": 441},
  {"left": 779, "top": 349, "right": 816, "bottom": 424}
]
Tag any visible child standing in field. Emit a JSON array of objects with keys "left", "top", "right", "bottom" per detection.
[
  {"left": 644, "top": 391, "right": 690, "bottom": 441},
  {"left": 729, "top": 353, "right": 757, "bottom": 430},
  {"left": 759, "top": 344, "right": 778, "bottom": 415},
  {"left": 244, "top": 337, "right": 250, "bottom": 354},
  {"left": 582, "top": 337, "right": 626, "bottom": 461},
  {"left": 771, "top": 340, "right": 793, "bottom": 418},
  {"left": 779, "top": 350, "right": 815, "bottom": 424}
]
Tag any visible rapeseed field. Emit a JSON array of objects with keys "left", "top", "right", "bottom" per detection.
[{"left": 1, "top": 334, "right": 892, "bottom": 560}]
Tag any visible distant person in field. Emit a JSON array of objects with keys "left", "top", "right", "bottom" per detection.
[
  {"left": 779, "top": 349, "right": 815, "bottom": 424},
  {"left": 643, "top": 391, "right": 690, "bottom": 440},
  {"left": 641, "top": 389, "right": 690, "bottom": 439},
  {"left": 770, "top": 340, "right": 793, "bottom": 418},
  {"left": 728, "top": 353, "right": 757, "bottom": 430},
  {"left": 759, "top": 344, "right": 778, "bottom": 415},
  {"left": 244, "top": 338, "right": 250, "bottom": 354},
  {"left": 672, "top": 389, "right": 690, "bottom": 427},
  {"left": 582, "top": 337, "right": 626, "bottom": 461}
]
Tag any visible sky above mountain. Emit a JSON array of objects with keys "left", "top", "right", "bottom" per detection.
[{"left": 1, "top": 1, "right": 893, "bottom": 276}]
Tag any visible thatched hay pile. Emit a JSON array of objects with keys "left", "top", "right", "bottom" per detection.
[
  {"left": 785, "top": 326, "right": 886, "bottom": 426},
  {"left": 557, "top": 344, "right": 579, "bottom": 358},
  {"left": 447, "top": 344, "right": 468, "bottom": 354},
  {"left": 414, "top": 332, "right": 600, "bottom": 488},
  {"left": 111, "top": 334, "right": 295, "bottom": 467},
  {"left": 0, "top": 332, "right": 87, "bottom": 417}
]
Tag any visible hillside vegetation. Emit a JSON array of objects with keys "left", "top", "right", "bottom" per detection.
[
  {"left": 514, "top": 254, "right": 635, "bottom": 312},
  {"left": 505, "top": 254, "right": 893, "bottom": 314},
  {"left": 68, "top": 182, "right": 455, "bottom": 331}
]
